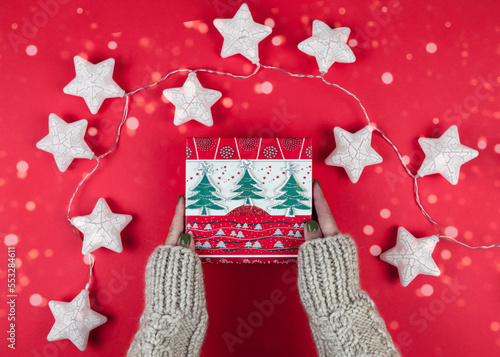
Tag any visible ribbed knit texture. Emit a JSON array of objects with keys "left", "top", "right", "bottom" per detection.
[
  {"left": 297, "top": 234, "right": 400, "bottom": 357},
  {"left": 127, "top": 245, "right": 208, "bottom": 357}
]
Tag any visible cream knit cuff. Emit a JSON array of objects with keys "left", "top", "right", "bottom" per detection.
[
  {"left": 128, "top": 245, "right": 208, "bottom": 357},
  {"left": 298, "top": 234, "right": 400, "bottom": 357}
]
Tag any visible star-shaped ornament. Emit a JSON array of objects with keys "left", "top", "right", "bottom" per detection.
[
  {"left": 36, "top": 113, "right": 95, "bottom": 172},
  {"left": 71, "top": 198, "right": 132, "bottom": 255},
  {"left": 417, "top": 125, "right": 478, "bottom": 185},
  {"left": 63, "top": 56, "right": 125, "bottom": 114},
  {"left": 298, "top": 20, "right": 356, "bottom": 73},
  {"left": 325, "top": 125, "right": 382, "bottom": 183},
  {"left": 380, "top": 227, "right": 441, "bottom": 287},
  {"left": 47, "top": 289, "right": 107, "bottom": 351},
  {"left": 213, "top": 3, "right": 272, "bottom": 63},
  {"left": 284, "top": 163, "right": 298, "bottom": 176},
  {"left": 240, "top": 159, "right": 252, "bottom": 171},
  {"left": 198, "top": 161, "right": 213, "bottom": 175},
  {"left": 162, "top": 72, "right": 222, "bottom": 127}
]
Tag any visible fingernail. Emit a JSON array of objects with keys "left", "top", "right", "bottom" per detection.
[
  {"left": 179, "top": 233, "right": 191, "bottom": 246},
  {"left": 313, "top": 179, "right": 321, "bottom": 189},
  {"left": 306, "top": 220, "right": 318, "bottom": 232},
  {"left": 177, "top": 195, "right": 184, "bottom": 204}
]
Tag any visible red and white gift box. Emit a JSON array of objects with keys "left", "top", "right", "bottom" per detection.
[{"left": 185, "top": 137, "right": 312, "bottom": 263}]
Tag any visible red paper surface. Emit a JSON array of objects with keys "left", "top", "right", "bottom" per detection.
[{"left": 1, "top": 0, "right": 500, "bottom": 356}]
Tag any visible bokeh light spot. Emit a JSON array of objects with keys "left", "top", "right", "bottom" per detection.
[
  {"left": 491, "top": 322, "right": 500, "bottom": 332},
  {"left": 421, "top": 284, "right": 434, "bottom": 296},
  {"left": 126, "top": 117, "right": 139, "bottom": 130},
  {"left": 363, "top": 225, "right": 374, "bottom": 236},
  {"left": 4, "top": 234, "right": 18, "bottom": 246},
  {"left": 444, "top": 226, "right": 458, "bottom": 238},
  {"left": 339, "top": 7, "right": 346, "bottom": 15},
  {"left": 17, "top": 161, "right": 28, "bottom": 172},
  {"left": 30, "top": 294, "right": 42, "bottom": 306},
  {"left": 83, "top": 254, "right": 94, "bottom": 265},
  {"left": 222, "top": 97, "right": 233, "bottom": 108},
  {"left": 477, "top": 137, "right": 487, "bottom": 150},
  {"left": 28, "top": 249, "right": 39, "bottom": 260},
  {"left": 369, "top": 245, "right": 381, "bottom": 256},
  {"left": 426, "top": 42, "right": 437, "bottom": 53},
  {"left": 441, "top": 249, "right": 452, "bottom": 260},
  {"left": 88, "top": 127, "right": 98, "bottom": 136},
  {"left": 108, "top": 41, "right": 117, "bottom": 50},
  {"left": 198, "top": 22, "right": 209, "bottom": 34},
  {"left": 380, "top": 209, "right": 391, "bottom": 219},
  {"left": 461, "top": 256, "right": 471, "bottom": 266},
  {"left": 406, "top": 53, "right": 413, "bottom": 60},
  {"left": 402, "top": 155, "right": 410, "bottom": 164},
  {"left": 264, "top": 18, "right": 275, "bottom": 28},
  {"left": 494, "top": 144, "right": 500, "bottom": 154},
  {"left": 26, "top": 45, "right": 38, "bottom": 56},
  {"left": 76, "top": 7, "right": 83, "bottom": 14},
  {"left": 389, "top": 321, "right": 399, "bottom": 330},
  {"left": 432, "top": 117, "right": 439, "bottom": 124},
  {"left": 427, "top": 194, "right": 438, "bottom": 204},
  {"left": 272, "top": 36, "right": 283, "bottom": 46},
  {"left": 381, "top": 72, "right": 393, "bottom": 84},
  {"left": 25, "top": 201, "right": 36, "bottom": 211},
  {"left": 261, "top": 81, "right": 273, "bottom": 94},
  {"left": 348, "top": 39, "right": 358, "bottom": 47}
]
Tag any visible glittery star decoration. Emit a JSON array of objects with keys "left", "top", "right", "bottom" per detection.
[
  {"left": 162, "top": 72, "right": 222, "bottom": 127},
  {"left": 298, "top": 20, "right": 356, "bottom": 73},
  {"left": 284, "top": 163, "right": 298, "bottom": 176},
  {"left": 240, "top": 159, "right": 252, "bottom": 171},
  {"left": 417, "top": 125, "right": 478, "bottom": 185},
  {"left": 47, "top": 289, "right": 107, "bottom": 351},
  {"left": 63, "top": 56, "right": 125, "bottom": 115},
  {"left": 36, "top": 113, "right": 95, "bottom": 172},
  {"left": 325, "top": 125, "right": 383, "bottom": 183},
  {"left": 71, "top": 198, "right": 132, "bottom": 255},
  {"left": 198, "top": 161, "right": 213, "bottom": 175},
  {"left": 380, "top": 227, "right": 441, "bottom": 287},
  {"left": 213, "top": 3, "right": 272, "bottom": 64}
]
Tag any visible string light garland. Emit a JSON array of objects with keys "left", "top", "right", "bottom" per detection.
[{"left": 37, "top": 2, "right": 499, "bottom": 350}]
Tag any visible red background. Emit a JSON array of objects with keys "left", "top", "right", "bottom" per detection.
[{"left": 1, "top": 0, "right": 500, "bottom": 356}]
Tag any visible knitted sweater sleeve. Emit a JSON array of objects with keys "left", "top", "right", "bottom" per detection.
[
  {"left": 127, "top": 245, "right": 208, "bottom": 357},
  {"left": 297, "top": 233, "right": 400, "bottom": 357}
]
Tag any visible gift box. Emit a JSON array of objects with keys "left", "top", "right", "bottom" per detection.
[{"left": 185, "top": 137, "right": 312, "bottom": 263}]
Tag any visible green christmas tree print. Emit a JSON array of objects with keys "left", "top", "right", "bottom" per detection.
[
  {"left": 231, "top": 163, "right": 265, "bottom": 205},
  {"left": 187, "top": 163, "right": 225, "bottom": 216},
  {"left": 271, "top": 166, "right": 310, "bottom": 217}
]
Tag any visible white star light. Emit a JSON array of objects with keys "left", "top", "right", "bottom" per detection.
[
  {"left": 325, "top": 125, "right": 382, "bottom": 183},
  {"left": 36, "top": 113, "right": 95, "bottom": 172},
  {"left": 47, "top": 289, "right": 107, "bottom": 351},
  {"left": 213, "top": 3, "right": 272, "bottom": 64},
  {"left": 162, "top": 72, "right": 222, "bottom": 127},
  {"left": 63, "top": 56, "right": 125, "bottom": 115},
  {"left": 380, "top": 227, "right": 441, "bottom": 287},
  {"left": 298, "top": 20, "right": 356, "bottom": 73},
  {"left": 71, "top": 198, "right": 132, "bottom": 255},
  {"left": 417, "top": 125, "right": 478, "bottom": 185}
]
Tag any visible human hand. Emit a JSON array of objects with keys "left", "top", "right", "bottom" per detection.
[
  {"left": 304, "top": 179, "right": 340, "bottom": 241},
  {"left": 165, "top": 195, "right": 195, "bottom": 251}
]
